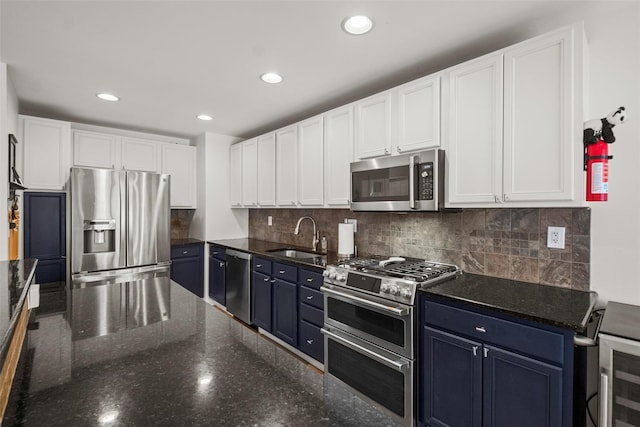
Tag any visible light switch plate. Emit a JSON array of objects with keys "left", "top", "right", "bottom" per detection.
[
  {"left": 268, "top": 216, "right": 273, "bottom": 226},
  {"left": 547, "top": 226, "right": 565, "bottom": 249}
]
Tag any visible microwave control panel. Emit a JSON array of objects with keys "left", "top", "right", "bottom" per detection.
[{"left": 417, "top": 162, "right": 434, "bottom": 200}]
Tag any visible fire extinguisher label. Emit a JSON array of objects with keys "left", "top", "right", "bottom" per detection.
[{"left": 591, "top": 162, "right": 609, "bottom": 194}]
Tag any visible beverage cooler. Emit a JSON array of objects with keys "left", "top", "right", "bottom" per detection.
[{"left": 598, "top": 302, "right": 640, "bottom": 426}]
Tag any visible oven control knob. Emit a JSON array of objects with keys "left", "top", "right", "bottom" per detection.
[
  {"left": 322, "top": 270, "right": 331, "bottom": 278},
  {"left": 380, "top": 283, "right": 390, "bottom": 293},
  {"left": 390, "top": 286, "right": 400, "bottom": 296},
  {"left": 328, "top": 270, "right": 337, "bottom": 280},
  {"left": 400, "top": 288, "right": 412, "bottom": 299},
  {"left": 335, "top": 273, "right": 347, "bottom": 282}
]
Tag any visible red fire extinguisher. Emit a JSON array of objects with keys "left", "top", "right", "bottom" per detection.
[{"left": 585, "top": 139, "right": 613, "bottom": 201}]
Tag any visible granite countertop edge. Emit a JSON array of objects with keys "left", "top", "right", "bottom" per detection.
[
  {"left": 420, "top": 273, "right": 598, "bottom": 334},
  {"left": 0, "top": 258, "right": 38, "bottom": 367},
  {"left": 171, "top": 238, "right": 205, "bottom": 246}
]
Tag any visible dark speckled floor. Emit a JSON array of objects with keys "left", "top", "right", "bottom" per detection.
[{"left": 4, "top": 281, "right": 398, "bottom": 427}]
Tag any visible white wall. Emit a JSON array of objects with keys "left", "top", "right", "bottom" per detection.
[
  {"left": 0, "top": 63, "right": 19, "bottom": 261},
  {"left": 584, "top": 4, "right": 640, "bottom": 305}
]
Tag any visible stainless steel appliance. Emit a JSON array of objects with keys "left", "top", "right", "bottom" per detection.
[
  {"left": 321, "top": 256, "right": 460, "bottom": 427},
  {"left": 598, "top": 301, "right": 640, "bottom": 426},
  {"left": 350, "top": 149, "right": 444, "bottom": 212},
  {"left": 71, "top": 167, "right": 170, "bottom": 277},
  {"left": 225, "top": 249, "right": 252, "bottom": 324},
  {"left": 71, "top": 264, "right": 170, "bottom": 340}
]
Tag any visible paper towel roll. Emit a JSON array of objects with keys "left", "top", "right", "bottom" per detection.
[{"left": 338, "top": 223, "right": 355, "bottom": 257}]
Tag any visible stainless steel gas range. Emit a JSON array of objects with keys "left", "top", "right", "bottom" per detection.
[{"left": 321, "top": 256, "right": 460, "bottom": 427}]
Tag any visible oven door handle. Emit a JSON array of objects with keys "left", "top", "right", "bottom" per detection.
[
  {"left": 320, "top": 286, "right": 410, "bottom": 316},
  {"left": 321, "top": 328, "right": 410, "bottom": 372}
]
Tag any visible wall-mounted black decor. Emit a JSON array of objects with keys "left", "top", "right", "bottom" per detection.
[{"left": 8, "top": 134, "right": 25, "bottom": 190}]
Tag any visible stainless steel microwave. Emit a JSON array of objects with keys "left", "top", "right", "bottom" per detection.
[{"left": 350, "top": 149, "right": 444, "bottom": 211}]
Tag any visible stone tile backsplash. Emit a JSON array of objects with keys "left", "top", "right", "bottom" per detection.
[
  {"left": 249, "top": 208, "right": 591, "bottom": 290},
  {"left": 171, "top": 209, "right": 195, "bottom": 240}
]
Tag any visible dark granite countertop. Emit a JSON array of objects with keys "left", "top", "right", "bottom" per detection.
[
  {"left": 3, "top": 279, "right": 338, "bottom": 426},
  {"left": 420, "top": 272, "right": 598, "bottom": 334},
  {"left": 209, "top": 238, "right": 337, "bottom": 271},
  {"left": 170, "top": 237, "right": 204, "bottom": 246},
  {"left": 0, "top": 259, "right": 37, "bottom": 367}
]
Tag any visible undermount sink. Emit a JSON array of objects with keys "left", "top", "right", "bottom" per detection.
[{"left": 267, "top": 248, "right": 324, "bottom": 261}]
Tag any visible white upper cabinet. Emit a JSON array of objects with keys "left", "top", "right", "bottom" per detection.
[
  {"left": 503, "top": 25, "right": 581, "bottom": 203},
  {"left": 445, "top": 54, "right": 504, "bottom": 205},
  {"left": 161, "top": 143, "right": 197, "bottom": 208},
  {"left": 298, "top": 116, "right": 324, "bottom": 206},
  {"left": 241, "top": 139, "right": 258, "bottom": 207},
  {"left": 396, "top": 74, "right": 441, "bottom": 154},
  {"left": 229, "top": 143, "right": 243, "bottom": 208},
  {"left": 355, "top": 90, "right": 394, "bottom": 159},
  {"left": 276, "top": 125, "right": 298, "bottom": 207},
  {"left": 72, "top": 130, "right": 119, "bottom": 169},
  {"left": 257, "top": 133, "right": 276, "bottom": 207},
  {"left": 21, "top": 115, "right": 71, "bottom": 190},
  {"left": 324, "top": 105, "right": 354, "bottom": 207},
  {"left": 121, "top": 136, "right": 160, "bottom": 172},
  {"left": 445, "top": 23, "right": 584, "bottom": 208}
]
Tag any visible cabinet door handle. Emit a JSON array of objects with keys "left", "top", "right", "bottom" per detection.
[
  {"left": 306, "top": 278, "right": 313, "bottom": 282},
  {"left": 279, "top": 270, "right": 285, "bottom": 274},
  {"left": 472, "top": 345, "right": 478, "bottom": 357},
  {"left": 504, "top": 194, "right": 510, "bottom": 202},
  {"left": 484, "top": 348, "right": 489, "bottom": 358},
  {"left": 270, "top": 279, "right": 276, "bottom": 283},
  {"left": 183, "top": 250, "right": 188, "bottom": 254},
  {"left": 263, "top": 278, "right": 269, "bottom": 282},
  {"left": 494, "top": 195, "right": 501, "bottom": 203},
  {"left": 397, "top": 146, "right": 402, "bottom": 153},
  {"left": 475, "top": 326, "right": 486, "bottom": 333},
  {"left": 212, "top": 251, "right": 219, "bottom": 255},
  {"left": 306, "top": 295, "right": 314, "bottom": 300},
  {"left": 306, "top": 339, "right": 314, "bottom": 345},
  {"left": 256, "top": 264, "right": 262, "bottom": 268},
  {"left": 219, "top": 262, "right": 224, "bottom": 267}
]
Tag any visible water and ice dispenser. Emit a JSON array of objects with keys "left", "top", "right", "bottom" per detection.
[{"left": 83, "top": 220, "right": 116, "bottom": 253}]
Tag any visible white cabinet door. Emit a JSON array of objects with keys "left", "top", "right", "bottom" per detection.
[
  {"left": 257, "top": 133, "right": 276, "bottom": 207},
  {"left": 21, "top": 116, "right": 71, "bottom": 190},
  {"left": 324, "top": 105, "right": 354, "bottom": 207},
  {"left": 276, "top": 125, "right": 298, "bottom": 207},
  {"left": 397, "top": 74, "right": 440, "bottom": 153},
  {"left": 445, "top": 54, "right": 503, "bottom": 206},
  {"left": 121, "top": 137, "right": 160, "bottom": 172},
  {"left": 229, "top": 143, "right": 243, "bottom": 207},
  {"left": 161, "top": 144, "right": 196, "bottom": 208},
  {"left": 298, "top": 116, "right": 324, "bottom": 206},
  {"left": 242, "top": 139, "right": 258, "bottom": 207},
  {"left": 503, "top": 26, "right": 577, "bottom": 202},
  {"left": 72, "top": 130, "right": 119, "bottom": 169},
  {"left": 355, "top": 90, "right": 394, "bottom": 159}
]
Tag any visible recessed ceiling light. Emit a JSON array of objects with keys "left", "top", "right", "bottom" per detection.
[
  {"left": 342, "top": 15, "right": 374, "bottom": 35},
  {"left": 197, "top": 114, "right": 213, "bottom": 121},
  {"left": 260, "top": 72, "right": 283, "bottom": 84},
  {"left": 96, "top": 93, "right": 119, "bottom": 102}
]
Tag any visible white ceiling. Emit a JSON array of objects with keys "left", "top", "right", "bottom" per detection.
[{"left": 0, "top": 1, "right": 617, "bottom": 140}]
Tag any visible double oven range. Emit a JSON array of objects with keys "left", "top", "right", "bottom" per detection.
[{"left": 321, "top": 256, "right": 460, "bottom": 427}]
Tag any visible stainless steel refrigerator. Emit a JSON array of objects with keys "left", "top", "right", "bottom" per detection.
[{"left": 70, "top": 167, "right": 171, "bottom": 338}]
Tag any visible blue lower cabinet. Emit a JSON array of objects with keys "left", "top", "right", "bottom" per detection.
[
  {"left": 273, "top": 278, "right": 298, "bottom": 347},
  {"left": 298, "top": 320, "right": 324, "bottom": 363},
  {"left": 171, "top": 243, "right": 204, "bottom": 297},
  {"left": 209, "top": 252, "right": 226, "bottom": 304},
  {"left": 252, "top": 271, "right": 273, "bottom": 331},
  {"left": 419, "top": 295, "right": 570, "bottom": 427}
]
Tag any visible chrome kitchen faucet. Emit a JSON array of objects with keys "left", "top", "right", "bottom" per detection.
[{"left": 294, "top": 216, "right": 319, "bottom": 251}]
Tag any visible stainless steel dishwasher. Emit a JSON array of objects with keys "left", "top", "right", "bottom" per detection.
[{"left": 225, "top": 249, "right": 252, "bottom": 324}]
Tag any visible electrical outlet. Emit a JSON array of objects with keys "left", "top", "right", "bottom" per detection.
[
  {"left": 345, "top": 218, "right": 357, "bottom": 233},
  {"left": 267, "top": 216, "right": 272, "bottom": 226},
  {"left": 547, "top": 226, "right": 565, "bottom": 249}
]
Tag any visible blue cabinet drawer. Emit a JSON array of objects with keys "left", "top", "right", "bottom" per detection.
[
  {"left": 299, "top": 303, "right": 323, "bottom": 327},
  {"left": 171, "top": 243, "right": 203, "bottom": 259},
  {"left": 299, "top": 320, "right": 324, "bottom": 363},
  {"left": 209, "top": 244, "right": 226, "bottom": 260},
  {"left": 299, "top": 268, "right": 324, "bottom": 290},
  {"left": 273, "top": 262, "right": 297, "bottom": 283},
  {"left": 299, "top": 286, "right": 323, "bottom": 310},
  {"left": 423, "top": 300, "right": 564, "bottom": 364},
  {"left": 253, "top": 257, "right": 272, "bottom": 275}
]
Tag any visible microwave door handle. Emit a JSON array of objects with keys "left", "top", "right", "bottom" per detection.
[{"left": 409, "top": 155, "right": 417, "bottom": 209}]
